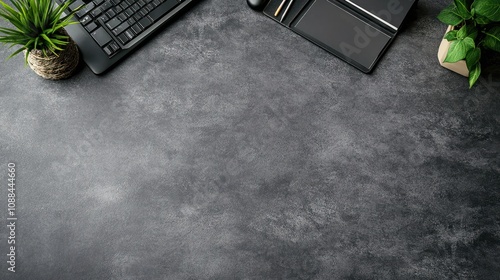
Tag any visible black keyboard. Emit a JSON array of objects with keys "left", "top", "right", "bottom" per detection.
[{"left": 57, "top": 0, "right": 196, "bottom": 74}]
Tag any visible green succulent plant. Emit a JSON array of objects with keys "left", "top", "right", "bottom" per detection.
[
  {"left": 0, "top": 0, "right": 82, "bottom": 62},
  {"left": 438, "top": 0, "right": 500, "bottom": 88}
]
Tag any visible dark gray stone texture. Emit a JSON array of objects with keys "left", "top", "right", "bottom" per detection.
[{"left": 0, "top": 0, "right": 499, "bottom": 279}]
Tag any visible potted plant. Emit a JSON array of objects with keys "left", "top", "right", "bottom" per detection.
[
  {"left": 0, "top": 0, "right": 82, "bottom": 80},
  {"left": 437, "top": 0, "right": 500, "bottom": 88}
]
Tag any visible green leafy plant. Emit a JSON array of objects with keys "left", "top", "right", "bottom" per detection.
[
  {"left": 0, "top": 0, "right": 82, "bottom": 62},
  {"left": 438, "top": 0, "right": 500, "bottom": 88}
]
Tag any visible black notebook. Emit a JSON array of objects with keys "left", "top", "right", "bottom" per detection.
[{"left": 262, "top": 0, "right": 417, "bottom": 72}]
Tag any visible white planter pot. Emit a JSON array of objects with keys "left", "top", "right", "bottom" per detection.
[{"left": 437, "top": 25, "right": 469, "bottom": 77}]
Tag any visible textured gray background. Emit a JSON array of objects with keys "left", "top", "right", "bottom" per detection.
[{"left": 0, "top": 0, "right": 499, "bottom": 279}]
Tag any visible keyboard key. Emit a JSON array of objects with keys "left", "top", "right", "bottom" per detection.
[
  {"left": 124, "top": 30, "right": 135, "bottom": 40},
  {"left": 131, "top": 24, "right": 143, "bottom": 34},
  {"left": 117, "top": 13, "right": 128, "bottom": 22},
  {"left": 109, "top": 41, "right": 120, "bottom": 52},
  {"left": 113, "top": 21, "right": 130, "bottom": 36},
  {"left": 105, "top": 9, "right": 116, "bottom": 18},
  {"left": 130, "top": 3, "right": 140, "bottom": 12},
  {"left": 138, "top": 17, "right": 153, "bottom": 29},
  {"left": 127, "top": 18, "right": 137, "bottom": 26},
  {"left": 79, "top": 15, "right": 91, "bottom": 25},
  {"left": 103, "top": 40, "right": 120, "bottom": 56},
  {"left": 91, "top": 7, "right": 103, "bottom": 17},
  {"left": 113, "top": 6, "right": 123, "bottom": 13},
  {"left": 145, "top": 3, "right": 155, "bottom": 12},
  {"left": 106, "top": 17, "right": 121, "bottom": 29},
  {"left": 76, "top": 2, "right": 95, "bottom": 18},
  {"left": 103, "top": 45, "right": 114, "bottom": 56},
  {"left": 85, "top": 22, "right": 98, "bottom": 32},
  {"left": 101, "top": 2, "right": 113, "bottom": 11},
  {"left": 124, "top": 8, "right": 133, "bottom": 17},
  {"left": 90, "top": 27, "right": 112, "bottom": 46},
  {"left": 117, "top": 33, "right": 131, "bottom": 45},
  {"left": 148, "top": 0, "right": 180, "bottom": 22},
  {"left": 98, "top": 14, "right": 110, "bottom": 23},
  {"left": 69, "top": 0, "right": 85, "bottom": 11},
  {"left": 138, "top": 9, "right": 148, "bottom": 17}
]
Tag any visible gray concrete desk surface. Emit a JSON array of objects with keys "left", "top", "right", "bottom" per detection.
[{"left": 0, "top": 0, "right": 499, "bottom": 279}]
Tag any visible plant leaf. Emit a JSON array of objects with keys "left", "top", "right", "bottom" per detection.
[
  {"left": 475, "top": 15, "right": 491, "bottom": 24},
  {"left": 463, "top": 37, "right": 475, "bottom": 49},
  {"left": 464, "top": 24, "right": 478, "bottom": 40},
  {"left": 6, "top": 46, "right": 25, "bottom": 60},
  {"left": 473, "top": 0, "right": 500, "bottom": 21},
  {"left": 445, "top": 41, "right": 467, "bottom": 62},
  {"left": 483, "top": 26, "right": 500, "bottom": 52},
  {"left": 445, "top": 30, "right": 458, "bottom": 41},
  {"left": 465, "top": 47, "right": 481, "bottom": 71},
  {"left": 454, "top": 0, "right": 472, "bottom": 19},
  {"left": 438, "top": 5, "right": 465, "bottom": 26},
  {"left": 457, "top": 24, "right": 468, "bottom": 39},
  {"left": 444, "top": 37, "right": 475, "bottom": 63},
  {"left": 0, "top": 0, "right": 79, "bottom": 59},
  {"left": 468, "top": 62, "right": 481, "bottom": 88}
]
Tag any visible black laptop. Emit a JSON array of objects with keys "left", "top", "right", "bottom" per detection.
[{"left": 58, "top": 0, "right": 197, "bottom": 74}]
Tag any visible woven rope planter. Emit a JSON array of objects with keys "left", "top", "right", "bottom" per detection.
[{"left": 27, "top": 30, "right": 80, "bottom": 80}]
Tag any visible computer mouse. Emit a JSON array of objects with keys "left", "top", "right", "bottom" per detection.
[{"left": 247, "top": 0, "right": 269, "bottom": 11}]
